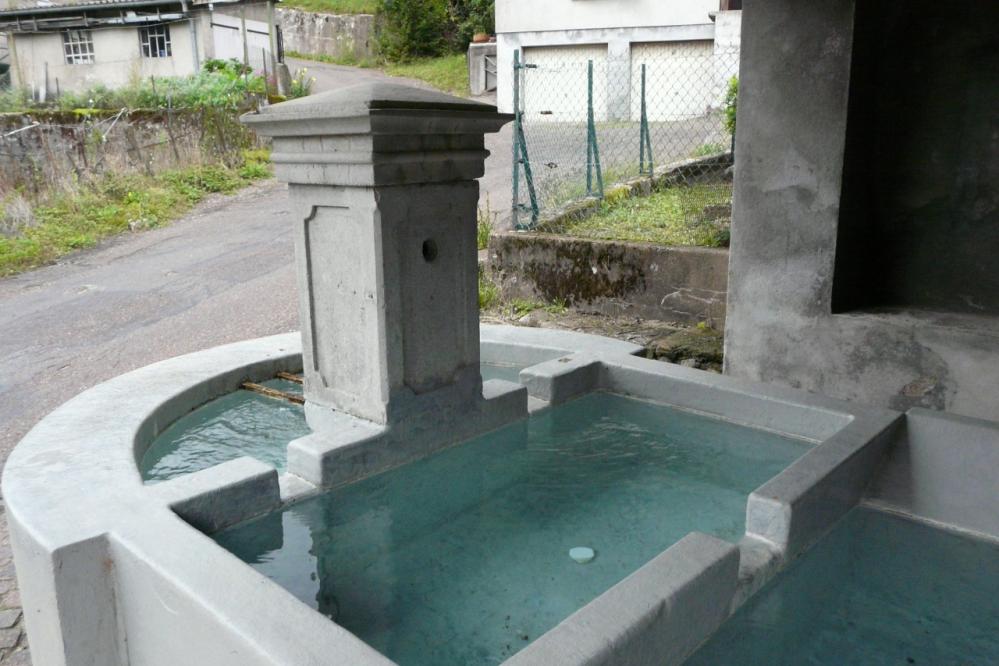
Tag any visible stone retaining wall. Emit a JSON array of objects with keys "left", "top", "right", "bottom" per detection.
[
  {"left": 276, "top": 8, "right": 376, "bottom": 60},
  {"left": 488, "top": 232, "right": 729, "bottom": 327}
]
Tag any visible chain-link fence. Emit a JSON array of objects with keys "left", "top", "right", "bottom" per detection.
[{"left": 512, "top": 45, "right": 739, "bottom": 242}]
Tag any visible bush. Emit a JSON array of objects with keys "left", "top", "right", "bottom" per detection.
[
  {"left": 376, "top": 0, "right": 494, "bottom": 61},
  {"left": 447, "top": 0, "right": 495, "bottom": 49},
  {"left": 724, "top": 76, "right": 738, "bottom": 137},
  {"left": 377, "top": 0, "right": 448, "bottom": 62}
]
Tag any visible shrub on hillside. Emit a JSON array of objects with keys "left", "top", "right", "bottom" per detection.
[
  {"left": 377, "top": 0, "right": 494, "bottom": 61},
  {"left": 376, "top": 0, "right": 448, "bottom": 61}
]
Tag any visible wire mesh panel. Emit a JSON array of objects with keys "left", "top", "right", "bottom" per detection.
[{"left": 512, "top": 43, "right": 739, "bottom": 243}]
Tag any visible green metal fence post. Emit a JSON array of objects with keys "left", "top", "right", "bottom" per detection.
[
  {"left": 639, "top": 63, "right": 654, "bottom": 176},
  {"left": 512, "top": 49, "right": 539, "bottom": 230},
  {"left": 585, "top": 59, "right": 604, "bottom": 199},
  {"left": 512, "top": 49, "right": 521, "bottom": 229}
]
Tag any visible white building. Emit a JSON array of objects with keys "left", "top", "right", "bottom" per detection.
[
  {"left": 495, "top": 0, "right": 742, "bottom": 117},
  {"left": 0, "top": 0, "right": 280, "bottom": 99}
]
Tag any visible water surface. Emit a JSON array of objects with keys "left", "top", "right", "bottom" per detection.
[
  {"left": 141, "top": 379, "right": 308, "bottom": 482},
  {"left": 213, "top": 392, "right": 810, "bottom": 665},
  {"left": 687, "top": 507, "right": 999, "bottom": 665},
  {"left": 143, "top": 365, "right": 544, "bottom": 482}
]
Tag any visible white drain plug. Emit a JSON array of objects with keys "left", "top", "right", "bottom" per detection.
[{"left": 569, "top": 547, "right": 596, "bottom": 564}]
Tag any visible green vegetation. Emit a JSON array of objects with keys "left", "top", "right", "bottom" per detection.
[
  {"left": 0, "top": 59, "right": 305, "bottom": 113},
  {"left": 280, "top": 0, "right": 378, "bottom": 12},
  {"left": 475, "top": 269, "right": 568, "bottom": 316},
  {"left": 377, "top": 0, "right": 449, "bottom": 61},
  {"left": 724, "top": 77, "right": 738, "bottom": 137},
  {"left": 385, "top": 54, "right": 469, "bottom": 95},
  {"left": 554, "top": 184, "right": 732, "bottom": 248},
  {"left": 477, "top": 203, "right": 493, "bottom": 251},
  {"left": 0, "top": 151, "right": 271, "bottom": 276},
  {"left": 377, "top": 0, "right": 494, "bottom": 62},
  {"left": 691, "top": 142, "right": 727, "bottom": 158},
  {"left": 503, "top": 298, "right": 568, "bottom": 317},
  {"left": 288, "top": 67, "right": 317, "bottom": 98},
  {"left": 478, "top": 266, "right": 501, "bottom": 309}
]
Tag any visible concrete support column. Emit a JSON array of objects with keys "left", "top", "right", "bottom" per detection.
[{"left": 243, "top": 84, "right": 512, "bottom": 425}]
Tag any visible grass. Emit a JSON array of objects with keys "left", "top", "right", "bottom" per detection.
[
  {"left": 0, "top": 151, "right": 271, "bottom": 276},
  {"left": 691, "top": 142, "right": 727, "bottom": 158},
  {"left": 477, "top": 195, "right": 496, "bottom": 251},
  {"left": 478, "top": 267, "right": 501, "bottom": 309},
  {"left": 279, "top": 0, "right": 377, "bottom": 12},
  {"left": 384, "top": 54, "right": 469, "bottom": 96},
  {"left": 477, "top": 269, "right": 568, "bottom": 316},
  {"left": 555, "top": 183, "right": 732, "bottom": 248}
]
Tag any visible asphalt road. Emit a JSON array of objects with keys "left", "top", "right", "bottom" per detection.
[{"left": 0, "top": 58, "right": 513, "bottom": 665}]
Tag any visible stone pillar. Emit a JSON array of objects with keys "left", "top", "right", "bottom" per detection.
[{"left": 243, "top": 83, "right": 512, "bottom": 426}]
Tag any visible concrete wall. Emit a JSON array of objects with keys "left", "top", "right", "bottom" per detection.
[
  {"left": 489, "top": 233, "right": 729, "bottom": 326},
  {"left": 497, "top": 0, "right": 717, "bottom": 34},
  {"left": 275, "top": 8, "right": 375, "bottom": 60},
  {"left": 868, "top": 408, "right": 999, "bottom": 541},
  {"left": 723, "top": 0, "right": 999, "bottom": 421},
  {"left": 12, "top": 22, "right": 199, "bottom": 95}
]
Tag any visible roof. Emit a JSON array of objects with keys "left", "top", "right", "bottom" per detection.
[{"left": 0, "top": 0, "right": 249, "bottom": 17}]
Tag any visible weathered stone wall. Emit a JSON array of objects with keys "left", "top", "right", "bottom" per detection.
[
  {"left": 0, "top": 109, "right": 256, "bottom": 196},
  {"left": 488, "top": 232, "right": 729, "bottom": 326},
  {"left": 276, "top": 8, "right": 376, "bottom": 60}
]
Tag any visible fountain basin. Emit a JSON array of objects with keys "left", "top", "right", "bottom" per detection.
[
  {"left": 686, "top": 505, "right": 999, "bottom": 664},
  {"left": 3, "top": 325, "right": 902, "bottom": 666}
]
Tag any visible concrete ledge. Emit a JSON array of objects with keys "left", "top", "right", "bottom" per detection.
[
  {"left": 506, "top": 533, "right": 739, "bottom": 666},
  {"left": 480, "top": 323, "right": 645, "bottom": 365},
  {"left": 152, "top": 457, "right": 282, "bottom": 533},
  {"left": 747, "top": 413, "right": 902, "bottom": 557},
  {"left": 520, "top": 354, "right": 601, "bottom": 405},
  {"left": 287, "top": 410, "right": 388, "bottom": 488},
  {"left": 867, "top": 408, "right": 999, "bottom": 540},
  {"left": 599, "top": 353, "right": 857, "bottom": 442},
  {"left": 488, "top": 233, "right": 729, "bottom": 326},
  {"left": 290, "top": 379, "right": 528, "bottom": 489}
]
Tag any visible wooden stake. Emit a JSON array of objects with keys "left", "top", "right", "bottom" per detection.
[{"left": 241, "top": 381, "right": 305, "bottom": 404}]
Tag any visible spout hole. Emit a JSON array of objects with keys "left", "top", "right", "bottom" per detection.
[{"left": 422, "top": 239, "right": 438, "bottom": 263}]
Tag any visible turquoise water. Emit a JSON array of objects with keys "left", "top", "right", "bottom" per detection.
[
  {"left": 140, "top": 379, "right": 308, "bottom": 482},
  {"left": 687, "top": 507, "right": 999, "bottom": 665},
  {"left": 212, "top": 393, "right": 809, "bottom": 665},
  {"left": 142, "top": 365, "right": 538, "bottom": 482}
]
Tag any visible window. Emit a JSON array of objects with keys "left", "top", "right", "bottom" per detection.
[
  {"left": 62, "top": 30, "right": 94, "bottom": 65},
  {"left": 139, "top": 25, "right": 172, "bottom": 58}
]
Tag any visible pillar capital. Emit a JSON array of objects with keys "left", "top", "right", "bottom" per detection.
[{"left": 243, "top": 82, "right": 512, "bottom": 187}]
